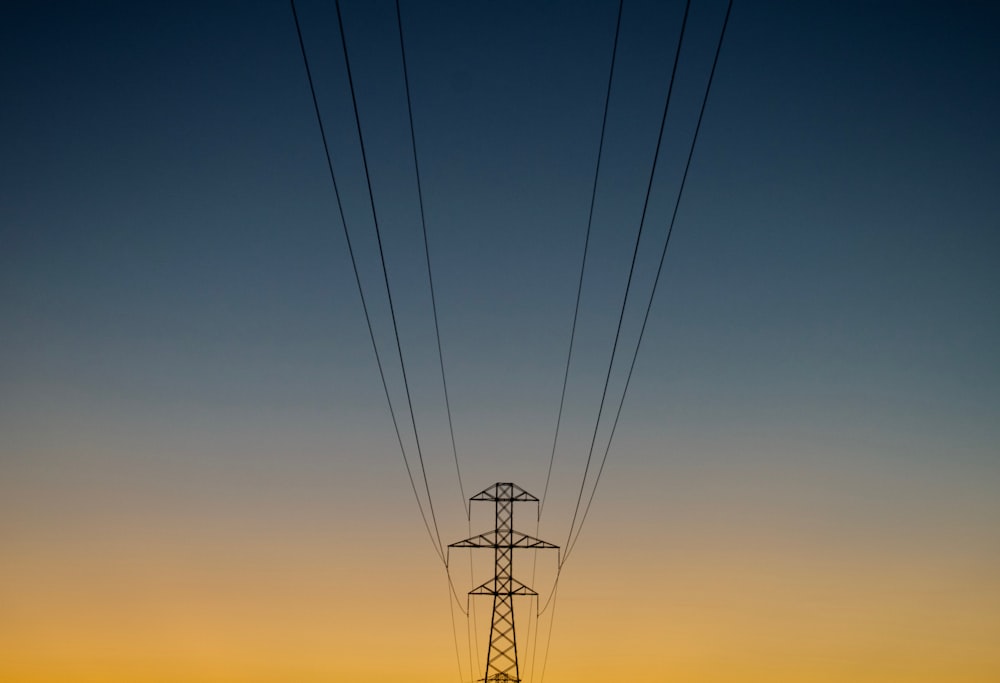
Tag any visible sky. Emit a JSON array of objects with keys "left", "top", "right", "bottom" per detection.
[{"left": 2, "top": 1, "right": 999, "bottom": 682}]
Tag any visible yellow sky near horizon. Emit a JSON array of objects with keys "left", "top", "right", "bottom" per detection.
[{"left": 3, "top": 438, "right": 998, "bottom": 683}]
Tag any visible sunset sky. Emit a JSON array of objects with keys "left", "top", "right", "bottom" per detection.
[{"left": 2, "top": 1, "right": 999, "bottom": 682}]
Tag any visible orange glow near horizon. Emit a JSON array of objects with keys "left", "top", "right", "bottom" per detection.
[{"left": 3, "top": 442, "right": 998, "bottom": 683}]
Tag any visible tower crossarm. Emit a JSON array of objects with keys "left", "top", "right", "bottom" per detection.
[
  {"left": 470, "top": 482, "right": 539, "bottom": 503},
  {"left": 449, "top": 530, "right": 559, "bottom": 551},
  {"left": 470, "top": 576, "right": 538, "bottom": 597}
]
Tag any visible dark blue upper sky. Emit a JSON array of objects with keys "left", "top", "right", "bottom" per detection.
[{"left": 3, "top": 0, "right": 999, "bottom": 506}]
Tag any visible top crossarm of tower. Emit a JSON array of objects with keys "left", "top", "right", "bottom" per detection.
[{"left": 470, "top": 482, "right": 538, "bottom": 503}]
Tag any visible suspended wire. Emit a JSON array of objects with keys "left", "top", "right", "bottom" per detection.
[
  {"left": 530, "top": 536, "right": 562, "bottom": 681},
  {"left": 468, "top": 571, "right": 481, "bottom": 678},
  {"left": 395, "top": 0, "right": 469, "bottom": 519},
  {"left": 444, "top": 559, "right": 470, "bottom": 617},
  {"left": 445, "top": 571, "right": 467, "bottom": 683},
  {"left": 290, "top": 0, "right": 444, "bottom": 565},
  {"left": 394, "top": 5, "right": 482, "bottom": 674},
  {"left": 530, "top": 9, "right": 625, "bottom": 672},
  {"left": 522, "top": 526, "right": 550, "bottom": 683},
  {"left": 535, "top": 579, "right": 561, "bottom": 683},
  {"left": 539, "top": 0, "right": 625, "bottom": 519},
  {"left": 468, "top": 612, "right": 478, "bottom": 683},
  {"left": 298, "top": 0, "right": 733, "bottom": 678},
  {"left": 448, "top": 537, "right": 478, "bottom": 674},
  {"left": 543, "top": 0, "right": 732, "bottom": 671},
  {"left": 333, "top": 0, "right": 446, "bottom": 557},
  {"left": 564, "top": 0, "right": 735, "bottom": 565},
  {"left": 524, "top": 594, "right": 542, "bottom": 683},
  {"left": 536, "top": 570, "right": 560, "bottom": 617},
  {"left": 469, "top": 551, "right": 482, "bottom": 675},
  {"left": 562, "top": 0, "right": 692, "bottom": 562},
  {"left": 524, "top": 525, "right": 542, "bottom": 680}
]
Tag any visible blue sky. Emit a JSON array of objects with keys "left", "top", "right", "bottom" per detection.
[{"left": 2, "top": 2, "right": 999, "bottom": 681}]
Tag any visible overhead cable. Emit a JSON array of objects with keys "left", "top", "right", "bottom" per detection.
[
  {"left": 562, "top": 0, "right": 693, "bottom": 563},
  {"left": 334, "top": 0, "right": 446, "bottom": 557},
  {"left": 394, "top": 5, "right": 483, "bottom": 671},
  {"left": 290, "top": 0, "right": 444, "bottom": 564},
  {"left": 539, "top": 0, "right": 625, "bottom": 519},
  {"left": 564, "top": 0, "right": 735, "bottom": 565},
  {"left": 395, "top": 0, "right": 469, "bottom": 519},
  {"left": 444, "top": 571, "right": 468, "bottom": 683},
  {"left": 535, "top": 578, "right": 561, "bottom": 683}
]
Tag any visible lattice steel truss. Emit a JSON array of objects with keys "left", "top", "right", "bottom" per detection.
[{"left": 450, "top": 483, "right": 558, "bottom": 683}]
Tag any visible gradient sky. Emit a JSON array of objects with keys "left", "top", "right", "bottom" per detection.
[{"left": 2, "top": 1, "right": 999, "bottom": 682}]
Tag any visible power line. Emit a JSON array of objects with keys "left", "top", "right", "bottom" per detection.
[
  {"left": 529, "top": 5, "right": 625, "bottom": 675},
  {"left": 524, "top": 592, "right": 537, "bottom": 682},
  {"left": 563, "top": 0, "right": 693, "bottom": 562},
  {"left": 395, "top": 0, "right": 469, "bottom": 519},
  {"left": 539, "top": 0, "right": 625, "bottom": 519},
  {"left": 297, "top": 1, "right": 734, "bottom": 679},
  {"left": 564, "top": 0, "right": 735, "bottom": 565},
  {"left": 289, "top": 0, "right": 444, "bottom": 564},
  {"left": 445, "top": 571, "right": 467, "bottom": 683},
  {"left": 333, "top": 0, "right": 446, "bottom": 557},
  {"left": 444, "top": 558, "right": 470, "bottom": 617},
  {"left": 541, "top": 5, "right": 731, "bottom": 679},
  {"left": 393, "top": 9, "right": 482, "bottom": 678},
  {"left": 467, "top": 562, "right": 482, "bottom": 677},
  {"left": 535, "top": 578, "right": 561, "bottom": 683}
]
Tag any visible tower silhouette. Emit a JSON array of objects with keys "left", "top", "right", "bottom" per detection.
[{"left": 450, "top": 483, "right": 558, "bottom": 683}]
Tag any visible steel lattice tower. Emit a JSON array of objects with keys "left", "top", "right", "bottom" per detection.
[{"left": 450, "top": 483, "right": 558, "bottom": 683}]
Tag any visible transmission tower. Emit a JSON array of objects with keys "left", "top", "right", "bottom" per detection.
[{"left": 450, "top": 483, "right": 558, "bottom": 683}]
